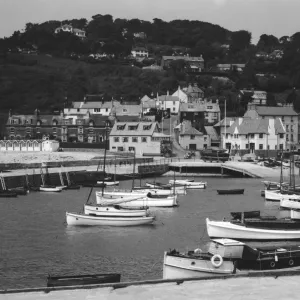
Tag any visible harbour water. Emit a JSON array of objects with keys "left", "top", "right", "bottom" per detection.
[{"left": 0, "top": 176, "right": 290, "bottom": 289}]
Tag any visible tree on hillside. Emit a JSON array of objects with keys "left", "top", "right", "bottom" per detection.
[
  {"left": 257, "top": 34, "right": 279, "bottom": 52},
  {"left": 230, "top": 30, "right": 251, "bottom": 53}
]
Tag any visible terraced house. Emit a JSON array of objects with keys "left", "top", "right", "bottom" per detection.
[{"left": 5, "top": 109, "right": 112, "bottom": 143}]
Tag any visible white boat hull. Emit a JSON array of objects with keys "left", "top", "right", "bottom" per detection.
[
  {"left": 66, "top": 212, "right": 155, "bottom": 226},
  {"left": 265, "top": 190, "right": 300, "bottom": 202},
  {"left": 84, "top": 205, "right": 148, "bottom": 217},
  {"left": 145, "top": 183, "right": 186, "bottom": 194},
  {"left": 40, "top": 186, "right": 63, "bottom": 192},
  {"left": 206, "top": 218, "right": 300, "bottom": 240},
  {"left": 97, "top": 181, "right": 120, "bottom": 186},
  {"left": 169, "top": 180, "right": 207, "bottom": 189},
  {"left": 163, "top": 252, "right": 235, "bottom": 279},
  {"left": 281, "top": 198, "right": 300, "bottom": 210}
]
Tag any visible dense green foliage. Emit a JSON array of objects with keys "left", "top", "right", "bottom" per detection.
[{"left": 1, "top": 14, "right": 300, "bottom": 116}]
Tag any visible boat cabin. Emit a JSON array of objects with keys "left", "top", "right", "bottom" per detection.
[{"left": 208, "top": 239, "right": 258, "bottom": 260}]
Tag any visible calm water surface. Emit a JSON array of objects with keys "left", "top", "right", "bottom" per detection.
[{"left": 0, "top": 176, "right": 289, "bottom": 289}]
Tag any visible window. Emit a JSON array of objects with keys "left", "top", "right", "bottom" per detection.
[
  {"left": 53, "top": 127, "right": 57, "bottom": 133},
  {"left": 132, "top": 137, "right": 138, "bottom": 142},
  {"left": 143, "top": 125, "right": 151, "bottom": 130},
  {"left": 77, "top": 120, "right": 82, "bottom": 125},
  {"left": 259, "top": 144, "right": 263, "bottom": 150},
  {"left": 78, "top": 127, "right": 83, "bottom": 134},
  {"left": 207, "top": 106, "right": 213, "bottom": 109},
  {"left": 88, "top": 128, "right": 94, "bottom": 134},
  {"left": 37, "top": 120, "right": 41, "bottom": 126},
  {"left": 286, "top": 125, "right": 289, "bottom": 131},
  {"left": 122, "top": 109, "right": 127, "bottom": 113},
  {"left": 183, "top": 113, "right": 186, "bottom": 116},
  {"left": 275, "top": 145, "right": 277, "bottom": 150},
  {"left": 10, "top": 128, "right": 15, "bottom": 133},
  {"left": 286, "top": 135, "right": 289, "bottom": 141},
  {"left": 129, "top": 147, "right": 135, "bottom": 152},
  {"left": 106, "top": 108, "right": 108, "bottom": 112},
  {"left": 89, "top": 121, "right": 94, "bottom": 127},
  {"left": 267, "top": 145, "right": 270, "bottom": 150},
  {"left": 129, "top": 125, "right": 138, "bottom": 130},
  {"left": 291, "top": 135, "right": 294, "bottom": 142},
  {"left": 173, "top": 107, "right": 175, "bottom": 111},
  {"left": 250, "top": 134, "right": 254, "bottom": 139},
  {"left": 123, "top": 137, "right": 128, "bottom": 142},
  {"left": 204, "top": 137, "right": 207, "bottom": 141},
  {"left": 26, "top": 128, "right": 31, "bottom": 134},
  {"left": 291, "top": 117, "right": 294, "bottom": 122},
  {"left": 246, "top": 144, "right": 249, "bottom": 149},
  {"left": 77, "top": 108, "right": 80, "bottom": 112},
  {"left": 94, "top": 108, "right": 100, "bottom": 113},
  {"left": 30, "top": 119, "right": 33, "bottom": 124},
  {"left": 279, "top": 133, "right": 284, "bottom": 139},
  {"left": 282, "top": 116, "right": 285, "bottom": 122},
  {"left": 173, "top": 101, "right": 175, "bottom": 105},
  {"left": 142, "top": 137, "right": 147, "bottom": 143},
  {"left": 259, "top": 133, "right": 263, "bottom": 138},
  {"left": 262, "top": 116, "right": 265, "bottom": 119},
  {"left": 117, "top": 147, "right": 124, "bottom": 151},
  {"left": 190, "top": 135, "right": 195, "bottom": 140},
  {"left": 279, "top": 144, "right": 283, "bottom": 150},
  {"left": 117, "top": 125, "right": 125, "bottom": 130},
  {"left": 291, "top": 125, "right": 294, "bottom": 132},
  {"left": 114, "top": 137, "right": 119, "bottom": 142}
]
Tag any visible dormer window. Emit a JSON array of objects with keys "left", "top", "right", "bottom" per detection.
[
  {"left": 117, "top": 125, "right": 125, "bottom": 130},
  {"left": 143, "top": 125, "right": 152, "bottom": 130},
  {"left": 128, "top": 125, "right": 138, "bottom": 130},
  {"left": 122, "top": 109, "right": 127, "bottom": 113},
  {"left": 89, "top": 120, "right": 94, "bottom": 127}
]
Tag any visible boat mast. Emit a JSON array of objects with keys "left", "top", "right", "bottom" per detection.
[
  {"left": 291, "top": 151, "right": 295, "bottom": 191},
  {"left": 279, "top": 150, "right": 283, "bottom": 193},
  {"left": 101, "top": 125, "right": 109, "bottom": 196},
  {"left": 132, "top": 148, "right": 136, "bottom": 190}
]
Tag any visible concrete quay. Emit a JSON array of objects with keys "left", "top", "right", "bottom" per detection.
[
  {"left": 1, "top": 271, "right": 300, "bottom": 300},
  {"left": 169, "top": 160, "right": 291, "bottom": 179}
]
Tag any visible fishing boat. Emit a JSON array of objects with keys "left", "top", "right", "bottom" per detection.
[
  {"left": 217, "top": 189, "right": 244, "bottom": 195},
  {"left": 101, "top": 190, "right": 173, "bottom": 198},
  {"left": 47, "top": 273, "right": 121, "bottom": 287},
  {"left": 84, "top": 204, "right": 149, "bottom": 217},
  {"left": 163, "top": 238, "right": 300, "bottom": 279},
  {"left": 206, "top": 217, "right": 300, "bottom": 240},
  {"left": 169, "top": 179, "right": 207, "bottom": 189},
  {"left": 66, "top": 212, "right": 155, "bottom": 226},
  {"left": 124, "top": 188, "right": 174, "bottom": 196},
  {"left": 40, "top": 185, "right": 63, "bottom": 192}
]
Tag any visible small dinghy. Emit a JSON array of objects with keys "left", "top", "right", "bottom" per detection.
[
  {"left": 169, "top": 180, "right": 207, "bottom": 189},
  {"left": 47, "top": 273, "right": 121, "bottom": 287},
  {"left": 217, "top": 189, "right": 244, "bottom": 195},
  {"left": 97, "top": 181, "right": 120, "bottom": 186},
  {"left": 40, "top": 185, "right": 63, "bottom": 192}
]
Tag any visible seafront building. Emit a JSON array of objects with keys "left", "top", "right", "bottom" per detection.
[
  {"left": 244, "top": 102, "right": 298, "bottom": 149},
  {"left": 109, "top": 121, "right": 171, "bottom": 155},
  {"left": 222, "top": 117, "right": 286, "bottom": 154}
]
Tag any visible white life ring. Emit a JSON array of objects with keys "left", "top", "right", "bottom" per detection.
[{"left": 211, "top": 254, "right": 223, "bottom": 268}]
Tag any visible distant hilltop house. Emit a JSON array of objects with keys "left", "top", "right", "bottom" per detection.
[
  {"left": 216, "top": 63, "right": 245, "bottom": 72},
  {"left": 161, "top": 55, "right": 204, "bottom": 72},
  {"left": 238, "top": 90, "right": 267, "bottom": 106},
  {"left": 131, "top": 47, "right": 149, "bottom": 58},
  {"left": 54, "top": 24, "right": 86, "bottom": 38},
  {"left": 133, "top": 32, "right": 147, "bottom": 39}
]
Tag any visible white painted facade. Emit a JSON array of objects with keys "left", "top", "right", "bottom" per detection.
[
  {"left": 172, "top": 89, "right": 188, "bottom": 103},
  {"left": 223, "top": 118, "right": 286, "bottom": 151}
]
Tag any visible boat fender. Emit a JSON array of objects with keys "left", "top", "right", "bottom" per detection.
[
  {"left": 194, "top": 248, "right": 202, "bottom": 254},
  {"left": 211, "top": 254, "right": 223, "bottom": 268},
  {"left": 289, "top": 259, "right": 294, "bottom": 266}
]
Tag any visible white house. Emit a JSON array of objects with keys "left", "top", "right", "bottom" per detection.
[
  {"left": 172, "top": 87, "right": 188, "bottom": 103},
  {"left": 131, "top": 47, "right": 149, "bottom": 58},
  {"left": 158, "top": 94, "right": 180, "bottom": 114},
  {"left": 54, "top": 24, "right": 86, "bottom": 38},
  {"left": 223, "top": 117, "right": 286, "bottom": 152},
  {"left": 109, "top": 122, "right": 171, "bottom": 155},
  {"left": 42, "top": 140, "right": 60, "bottom": 152}
]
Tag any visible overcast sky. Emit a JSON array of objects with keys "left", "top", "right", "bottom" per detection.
[{"left": 1, "top": 0, "right": 299, "bottom": 43}]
